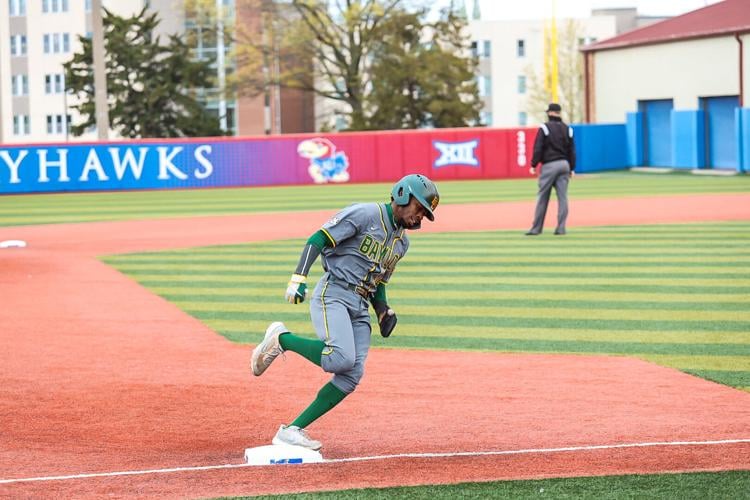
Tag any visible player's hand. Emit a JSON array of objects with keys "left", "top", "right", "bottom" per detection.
[
  {"left": 372, "top": 300, "right": 397, "bottom": 338},
  {"left": 570, "top": 171, "right": 575, "bottom": 177},
  {"left": 285, "top": 274, "right": 307, "bottom": 304},
  {"left": 530, "top": 167, "right": 536, "bottom": 175}
]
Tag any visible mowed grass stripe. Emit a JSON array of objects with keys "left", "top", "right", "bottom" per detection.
[
  {"left": 174, "top": 301, "right": 749, "bottom": 323},
  {"left": 134, "top": 278, "right": 750, "bottom": 295},
  {"left": 196, "top": 319, "right": 749, "bottom": 345},
  {"left": 4, "top": 172, "right": 750, "bottom": 226},
  {"left": 181, "top": 308, "right": 750, "bottom": 333},
  {"left": 157, "top": 292, "right": 750, "bottom": 311},
  {"left": 104, "top": 219, "right": 750, "bottom": 390}
]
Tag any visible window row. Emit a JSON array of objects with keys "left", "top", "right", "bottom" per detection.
[
  {"left": 9, "top": 34, "right": 72, "bottom": 55},
  {"left": 42, "top": 0, "right": 69, "bottom": 12},
  {"left": 9, "top": 0, "right": 87, "bottom": 15},
  {"left": 43, "top": 33, "right": 71, "bottom": 53},
  {"left": 470, "top": 39, "right": 527, "bottom": 58},
  {"left": 11, "top": 114, "right": 72, "bottom": 135},
  {"left": 10, "top": 74, "right": 66, "bottom": 95}
]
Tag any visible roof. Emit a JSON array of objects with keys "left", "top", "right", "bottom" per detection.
[{"left": 582, "top": 0, "right": 750, "bottom": 52}]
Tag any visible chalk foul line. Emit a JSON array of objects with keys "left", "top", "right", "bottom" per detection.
[{"left": 2, "top": 438, "right": 749, "bottom": 484}]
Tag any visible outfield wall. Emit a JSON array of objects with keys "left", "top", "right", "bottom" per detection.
[{"left": 0, "top": 125, "right": 624, "bottom": 195}]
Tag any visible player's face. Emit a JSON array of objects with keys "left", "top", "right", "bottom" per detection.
[{"left": 395, "top": 197, "right": 428, "bottom": 230}]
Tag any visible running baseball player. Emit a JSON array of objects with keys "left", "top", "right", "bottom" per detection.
[{"left": 250, "top": 174, "right": 440, "bottom": 450}]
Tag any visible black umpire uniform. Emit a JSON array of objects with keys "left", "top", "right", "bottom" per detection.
[{"left": 526, "top": 103, "right": 576, "bottom": 236}]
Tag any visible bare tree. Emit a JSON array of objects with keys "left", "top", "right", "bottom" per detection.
[{"left": 524, "top": 19, "right": 585, "bottom": 124}]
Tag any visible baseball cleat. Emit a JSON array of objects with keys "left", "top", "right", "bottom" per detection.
[
  {"left": 251, "top": 322, "right": 288, "bottom": 376},
  {"left": 272, "top": 424, "right": 322, "bottom": 451}
]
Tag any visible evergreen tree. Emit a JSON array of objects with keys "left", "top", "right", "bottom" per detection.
[{"left": 64, "top": 8, "right": 224, "bottom": 138}]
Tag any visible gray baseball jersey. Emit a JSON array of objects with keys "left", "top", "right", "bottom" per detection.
[
  {"left": 320, "top": 202, "right": 409, "bottom": 295},
  {"left": 310, "top": 202, "right": 409, "bottom": 393}
]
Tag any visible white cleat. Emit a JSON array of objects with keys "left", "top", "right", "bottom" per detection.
[
  {"left": 272, "top": 425, "right": 323, "bottom": 451},
  {"left": 251, "top": 322, "right": 288, "bottom": 376}
]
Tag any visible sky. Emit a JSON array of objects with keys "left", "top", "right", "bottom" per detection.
[{"left": 472, "top": 0, "right": 724, "bottom": 20}]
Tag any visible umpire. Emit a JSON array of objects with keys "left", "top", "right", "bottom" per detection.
[{"left": 526, "top": 103, "right": 576, "bottom": 236}]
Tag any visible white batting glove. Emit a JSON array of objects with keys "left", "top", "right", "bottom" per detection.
[{"left": 285, "top": 273, "right": 307, "bottom": 304}]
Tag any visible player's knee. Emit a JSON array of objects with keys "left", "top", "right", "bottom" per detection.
[
  {"left": 333, "top": 367, "right": 364, "bottom": 394},
  {"left": 322, "top": 351, "right": 355, "bottom": 374}
]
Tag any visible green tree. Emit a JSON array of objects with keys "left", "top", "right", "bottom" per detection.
[
  {"left": 366, "top": 5, "right": 481, "bottom": 129},
  {"left": 64, "top": 7, "right": 224, "bottom": 138},
  {"left": 231, "top": 0, "right": 479, "bottom": 131}
]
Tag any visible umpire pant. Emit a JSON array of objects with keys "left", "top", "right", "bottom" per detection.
[{"left": 528, "top": 159, "right": 570, "bottom": 235}]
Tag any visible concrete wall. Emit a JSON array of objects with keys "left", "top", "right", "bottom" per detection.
[{"left": 593, "top": 36, "right": 741, "bottom": 122}]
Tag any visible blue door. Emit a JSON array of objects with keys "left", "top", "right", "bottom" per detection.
[
  {"left": 639, "top": 99, "right": 673, "bottom": 167},
  {"left": 701, "top": 95, "right": 739, "bottom": 169}
]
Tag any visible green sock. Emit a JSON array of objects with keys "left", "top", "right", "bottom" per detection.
[
  {"left": 290, "top": 382, "right": 348, "bottom": 429},
  {"left": 279, "top": 332, "right": 325, "bottom": 367}
]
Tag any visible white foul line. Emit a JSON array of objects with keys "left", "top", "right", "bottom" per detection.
[{"left": 1, "top": 438, "right": 748, "bottom": 485}]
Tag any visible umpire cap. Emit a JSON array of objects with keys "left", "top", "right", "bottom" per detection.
[{"left": 546, "top": 103, "right": 562, "bottom": 112}]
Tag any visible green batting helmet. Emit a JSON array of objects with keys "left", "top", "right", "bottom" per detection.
[{"left": 391, "top": 174, "right": 440, "bottom": 221}]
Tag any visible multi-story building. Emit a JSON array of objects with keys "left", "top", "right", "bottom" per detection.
[
  {"left": 0, "top": 0, "right": 314, "bottom": 144},
  {"left": 469, "top": 8, "right": 666, "bottom": 127},
  {"left": 1, "top": 0, "right": 144, "bottom": 143}
]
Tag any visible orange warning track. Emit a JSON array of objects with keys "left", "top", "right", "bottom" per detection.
[{"left": 1, "top": 193, "right": 749, "bottom": 498}]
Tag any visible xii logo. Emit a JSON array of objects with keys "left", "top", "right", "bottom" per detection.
[{"left": 432, "top": 140, "right": 479, "bottom": 168}]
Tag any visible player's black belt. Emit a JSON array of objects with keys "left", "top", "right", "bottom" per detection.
[
  {"left": 346, "top": 283, "right": 372, "bottom": 299},
  {"left": 327, "top": 276, "right": 372, "bottom": 299}
]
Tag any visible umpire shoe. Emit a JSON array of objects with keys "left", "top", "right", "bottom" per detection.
[
  {"left": 273, "top": 425, "right": 322, "bottom": 451},
  {"left": 251, "top": 322, "right": 288, "bottom": 376}
]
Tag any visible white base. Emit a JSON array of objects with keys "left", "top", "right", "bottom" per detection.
[
  {"left": 244, "top": 444, "right": 324, "bottom": 465},
  {"left": 0, "top": 240, "right": 27, "bottom": 248}
]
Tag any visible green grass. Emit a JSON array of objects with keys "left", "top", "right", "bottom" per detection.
[
  {"left": 221, "top": 470, "right": 750, "bottom": 499},
  {"left": 102, "top": 221, "right": 750, "bottom": 392},
  {"left": 2, "top": 170, "right": 749, "bottom": 226}
]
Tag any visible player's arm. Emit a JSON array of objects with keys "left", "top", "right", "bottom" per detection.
[
  {"left": 285, "top": 230, "right": 335, "bottom": 304},
  {"left": 371, "top": 283, "right": 397, "bottom": 338}
]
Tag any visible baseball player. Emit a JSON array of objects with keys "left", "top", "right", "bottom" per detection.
[{"left": 250, "top": 174, "right": 440, "bottom": 450}]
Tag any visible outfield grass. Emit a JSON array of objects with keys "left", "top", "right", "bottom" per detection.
[
  {"left": 2, "top": 170, "right": 749, "bottom": 226},
  {"left": 102, "top": 221, "right": 750, "bottom": 392},
  {"left": 226, "top": 471, "right": 750, "bottom": 499}
]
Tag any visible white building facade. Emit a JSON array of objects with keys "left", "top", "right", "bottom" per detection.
[
  {"left": 467, "top": 16, "right": 616, "bottom": 127},
  {"left": 0, "top": 0, "right": 144, "bottom": 144}
]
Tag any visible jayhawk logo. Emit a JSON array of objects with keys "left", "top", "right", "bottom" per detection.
[{"left": 297, "top": 138, "right": 350, "bottom": 184}]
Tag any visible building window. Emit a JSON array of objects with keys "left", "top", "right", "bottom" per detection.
[
  {"left": 481, "top": 111, "right": 493, "bottom": 126},
  {"left": 45, "top": 74, "right": 65, "bottom": 93},
  {"left": 10, "top": 35, "right": 27, "bottom": 56},
  {"left": 477, "top": 75, "right": 491, "bottom": 97},
  {"left": 85, "top": 0, "right": 91, "bottom": 11},
  {"left": 11, "top": 74, "right": 28, "bottom": 96},
  {"left": 43, "top": 33, "right": 70, "bottom": 53},
  {"left": 43, "top": 0, "right": 67, "bottom": 12},
  {"left": 13, "top": 115, "right": 30, "bottom": 135},
  {"left": 46, "top": 114, "right": 70, "bottom": 134},
  {"left": 519, "top": 112, "right": 527, "bottom": 126},
  {"left": 517, "top": 75, "right": 526, "bottom": 94},
  {"left": 471, "top": 40, "right": 491, "bottom": 58},
  {"left": 517, "top": 39, "right": 525, "bottom": 57},
  {"left": 9, "top": 0, "right": 27, "bottom": 15}
]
